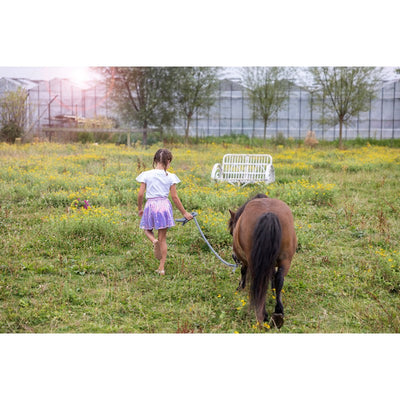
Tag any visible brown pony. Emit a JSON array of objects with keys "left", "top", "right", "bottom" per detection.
[{"left": 229, "top": 194, "right": 297, "bottom": 328}]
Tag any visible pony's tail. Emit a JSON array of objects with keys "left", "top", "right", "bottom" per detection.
[{"left": 250, "top": 212, "right": 282, "bottom": 317}]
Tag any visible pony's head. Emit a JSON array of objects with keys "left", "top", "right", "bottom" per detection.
[
  {"left": 228, "top": 193, "right": 269, "bottom": 236},
  {"left": 228, "top": 209, "right": 236, "bottom": 235}
]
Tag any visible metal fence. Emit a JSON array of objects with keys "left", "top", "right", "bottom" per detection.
[{"left": 187, "top": 79, "right": 400, "bottom": 140}]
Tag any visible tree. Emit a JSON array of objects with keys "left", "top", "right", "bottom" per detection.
[
  {"left": 240, "top": 67, "right": 290, "bottom": 145},
  {"left": 172, "top": 67, "right": 220, "bottom": 143},
  {"left": 96, "top": 67, "right": 175, "bottom": 146},
  {"left": 0, "top": 87, "right": 28, "bottom": 143},
  {"left": 308, "top": 67, "right": 383, "bottom": 148}
]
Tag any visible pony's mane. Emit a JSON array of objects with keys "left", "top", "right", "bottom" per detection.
[{"left": 229, "top": 193, "right": 268, "bottom": 234}]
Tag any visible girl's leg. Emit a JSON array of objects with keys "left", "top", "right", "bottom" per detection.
[
  {"left": 144, "top": 229, "right": 162, "bottom": 260},
  {"left": 144, "top": 229, "right": 156, "bottom": 243},
  {"left": 157, "top": 228, "right": 168, "bottom": 274}
]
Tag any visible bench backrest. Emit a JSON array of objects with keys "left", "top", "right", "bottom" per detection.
[{"left": 221, "top": 154, "right": 273, "bottom": 182}]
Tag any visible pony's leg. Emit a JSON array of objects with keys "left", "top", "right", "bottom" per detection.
[
  {"left": 232, "top": 253, "right": 246, "bottom": 290},
  {"left": 271, "top": 265, "right": 285, "bottom": 329},
  {"left": 237, "top": 264, "right": 247, "bottom": 290},
  {"left": 274, "top": 266, "right": 285, "bottom": 315}
]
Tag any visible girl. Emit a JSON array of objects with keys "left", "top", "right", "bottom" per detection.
[{"left": 136, "top": 148, "right": 193, "bottom": 275}]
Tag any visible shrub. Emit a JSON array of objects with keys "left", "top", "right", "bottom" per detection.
[
  {"left": 77, "top": 131, "right": 95, "bottom": 144},
  {"left": 304, "top": 130, "right": 319, "bottom": 148},
  {"left": 273, "top": 132, "right": 287, "bottom": 146},
  {"left": 0, "top": 122, "right": 23, "bottom": 143},
  {"left": 0, "top": 87, "right": 27, "bottom": 143}
]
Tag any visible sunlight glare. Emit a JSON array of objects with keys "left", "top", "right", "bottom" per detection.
[{"left": 69, "top": 67, "right": 95, "bottom": 84}]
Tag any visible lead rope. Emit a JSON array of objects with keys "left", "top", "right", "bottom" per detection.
[{"left": 176, "top": 212, "right": 239, "bottom": 272}]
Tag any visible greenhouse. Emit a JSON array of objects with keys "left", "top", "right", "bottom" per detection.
[
  {"left": 1, "top": 74, "right": 399, "bottom": 141},
  {"left": 196, "top": 78, "right": 400, "bottom": 140}
]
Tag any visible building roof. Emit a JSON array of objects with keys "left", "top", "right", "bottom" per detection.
[{"left": 0, "top": 77, "right": 42, "bottom": 90}]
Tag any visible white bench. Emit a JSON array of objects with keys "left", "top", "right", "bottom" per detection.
[{"left": 211, "top": 154, "right": 275, "bottom": 187}]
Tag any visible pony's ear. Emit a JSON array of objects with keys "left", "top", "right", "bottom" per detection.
[{"left": 229, "top": 209, "right": 235, "bottom": 218}]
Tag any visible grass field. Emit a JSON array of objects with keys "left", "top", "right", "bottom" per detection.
[{"left": 1, "top": 139, "right": 400, "bottom": 333}]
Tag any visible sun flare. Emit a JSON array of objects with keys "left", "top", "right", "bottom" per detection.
[{"left": 68, "top": 67, "right": 95, "bottom": 84}]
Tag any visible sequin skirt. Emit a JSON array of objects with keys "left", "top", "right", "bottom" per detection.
[{"left": 140, "top": 197, "right": 175, "bottom": 230}]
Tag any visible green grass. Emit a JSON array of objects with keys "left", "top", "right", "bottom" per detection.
[{"left": 0, "top": 141, "right": 400, "bottom": 333}]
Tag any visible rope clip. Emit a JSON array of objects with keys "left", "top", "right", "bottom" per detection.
[{"left": 176, "top": 211, "right": 198, "bottom": 226}]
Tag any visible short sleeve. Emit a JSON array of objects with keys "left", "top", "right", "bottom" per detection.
[
  {"left": 136, "top": 171, "right": 147, "bottom": 183},
  {"left": 169, "top": 173, "right": 181, "bottom": 185}
]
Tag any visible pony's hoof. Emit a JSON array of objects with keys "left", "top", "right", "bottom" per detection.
[{"left": 271, "top": 313, "right": 284, "bottom": 329}]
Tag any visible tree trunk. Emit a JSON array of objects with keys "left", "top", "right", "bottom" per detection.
[
  {"left": 143, "top": 121, "right": 148, "bottom": 147},
  {"left": 185, "top": 116, "right": 191, "bottom": 145},
  {"left": 263, "top": 120, "right": 267, "bottom": 146},
  {"left": 339, "top": 118, "right": 343, "bottom": 149}
]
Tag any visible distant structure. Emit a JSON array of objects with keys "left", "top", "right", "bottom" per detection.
[
  {"left": 0, "top": 75, "right": 399, "bottom": 141},
  {"left": 0, "top": 77, "right": 113, "bottom": 133},
  {"left": 203, "top": 78, "right": 400, "bottom": 140}
]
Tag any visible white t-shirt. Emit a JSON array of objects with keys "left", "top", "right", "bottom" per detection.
[{"left": 136, "top": 169, "right": 181, "bottom": 199}]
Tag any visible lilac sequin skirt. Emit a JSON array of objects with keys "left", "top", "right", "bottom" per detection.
[{"left": 140, "top": 197, "right": 175, "bottom": 230}]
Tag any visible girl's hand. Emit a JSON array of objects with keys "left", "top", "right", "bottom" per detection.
[
  {"left": 183, "top": 212, "right": 193, "bottom": 221},
  {"left": 138, "top": 210, "right": 144, "bottom": 217}
]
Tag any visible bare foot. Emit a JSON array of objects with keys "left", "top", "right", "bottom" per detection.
[{"left": 153, "top": 240, "right": 162, "bottom": 260}]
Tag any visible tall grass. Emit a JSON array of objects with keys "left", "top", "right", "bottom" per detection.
[{"left": 0, "top": 141, "right": 399, "bottom": 332}]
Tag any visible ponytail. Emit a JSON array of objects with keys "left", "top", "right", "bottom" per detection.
[{"left": 153, "top": 149, "right": 173, "bottom": 175}]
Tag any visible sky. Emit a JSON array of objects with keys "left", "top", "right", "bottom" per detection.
[
  {"left": 0, "top": 66, "right": 398, "bottom": 85},
  {"left": 0, "top": 67, "right": 99, "bottom": 82}
]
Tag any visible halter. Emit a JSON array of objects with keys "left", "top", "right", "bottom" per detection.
[{"left": 175, "top": 212, "right": 240, "bottom": 272}]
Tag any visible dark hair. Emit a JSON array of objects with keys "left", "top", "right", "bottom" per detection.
[{"left": 153, "top": 148, "right": 173, "bottom": 174}]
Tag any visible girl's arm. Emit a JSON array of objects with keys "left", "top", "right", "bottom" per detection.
[
  {"left": 138, "top": 182, "right": 146, "bottom": 216},
  {"left": 170, "top": 184, "right": 193, "bottom": 220}
]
